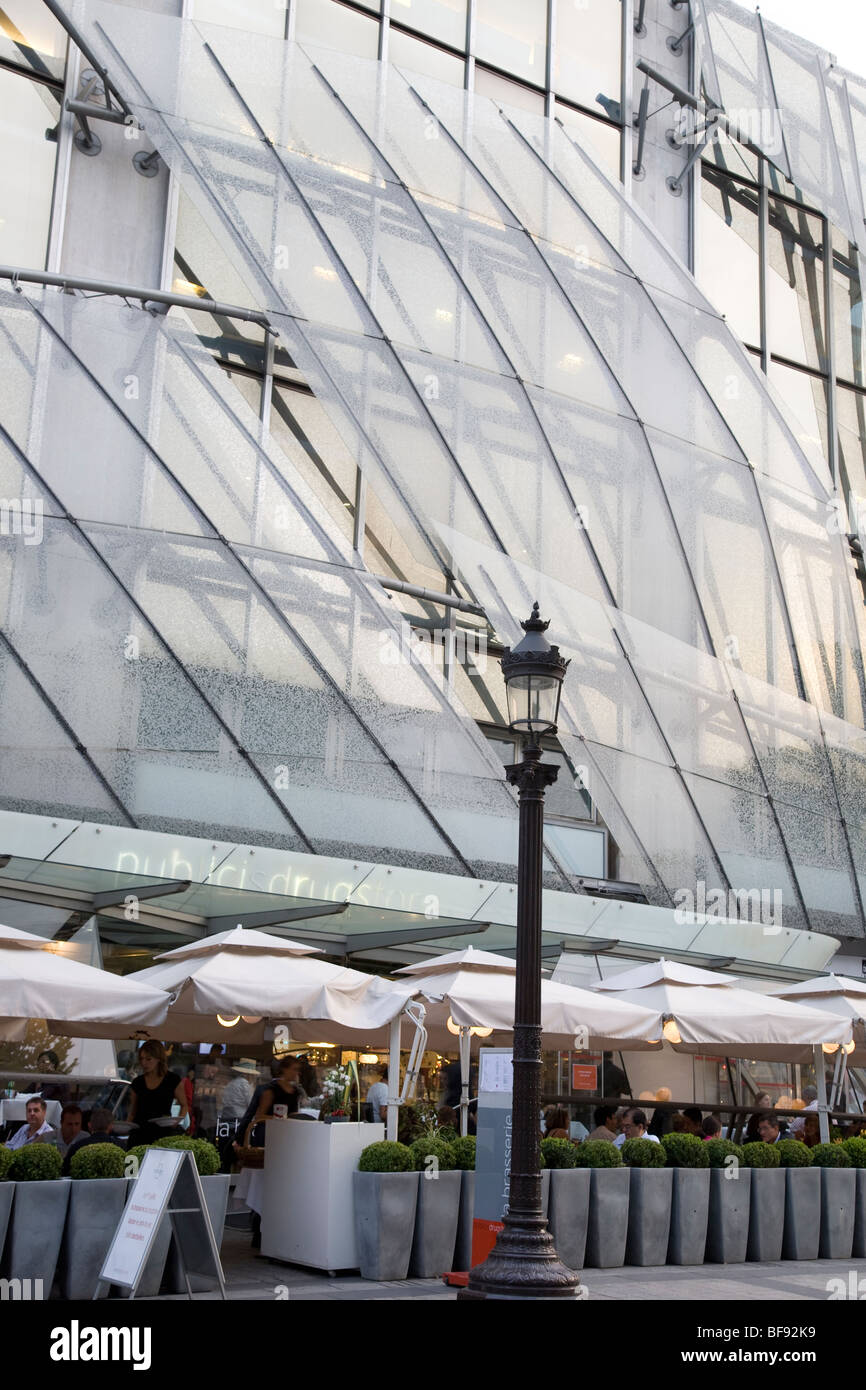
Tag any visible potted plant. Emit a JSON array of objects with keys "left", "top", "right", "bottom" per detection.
[
  {"left": 704, "top": 1138, "right": 749, "bottom": 1264},
  {"left": 574, "top": 1140, "right": 629, "bottom": 1269},
  {"left": 452, "top": 1135, "right": 476, "bottom": 1273},
  {"left": 742, "top": 1141, "right": 784, "bottom": 1262},
  {"left": 57, "top": 1144, "right": 128, "bottom": 1299},
  {"left": 0, "top": 1146, "right": 13, "bottom": 1265},
  {"left": 622, "top": 1137, "right": 672, "bottom": 1267},
  {"left": 354, "top": 1140, "right": 418, "bottom": 1280},
  {"left": 320, "top": 1064, "right": 361, "bottom": 1124},
  {"left": 153, "top": 1138, "right": 230, "bottom": 1293},
  {"left": 0, "top": 1143, "right": 68, "bottom": 1298},
  {"left": 543, "top": 1137, "right": 589, "bottom": 1272},
  {"left": 843, "top": 1137, "right": 866, "bottom": 1258},
  {"left": 408, "top": 1133, "right": 460, "bottom": 1277},
  {"left": 662, "top": 1133, "right": 710, "bottom": 1266},
  {"left": 812, "top": 1142, "right": 855, "bottom": 1259},
  {"left": 776, "top": 1140, "right": 819, "bottom": 1261}
]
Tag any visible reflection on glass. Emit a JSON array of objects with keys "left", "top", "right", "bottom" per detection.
[
  {"left": 191, "top": 0, "right": 287, "bottom": 38},
  {"left": 766, "top": 197, "right": 825, "bottom": 373},
  {"left": 474, "top": 0, "right": 546, "bottom": 86},
  {"left": 295, "top": 0, "right": 378, "bottom": 57},
  {"left": 0, "top": 0, "right": 65, "bottom": 70},
  {"left": 699, "top": 169, "right": 760, "bottom": 347},
  {"left": 0, "top": 70, "right": 59, "bottom": 267},
  {"left": 554, "top": 103, "right": 620, "bottom": 179},
  {"left": 832, "top": 226, "right": 863, "bottom": 388},
  {"left": 767, "top": 360, "right": 827, "bottom": 467},
  {"left": 388, "top": 28, "right": 464, "bottom": 85},
  {"left": 474, "top": 64, "right": 544, "bottom": 114},
  {"left": 390, "top": 0, "right": 466, "bottom": 50},
  {"left": 270, "top": 381, "right": 358, "bottom": 544},
  {"left": 555, "top": 0, "right": 620, "bottom": 118}
]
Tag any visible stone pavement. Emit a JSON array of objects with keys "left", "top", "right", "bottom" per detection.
[{"left": 148, "top": 1227, "right": 866, "bottom": 1301}]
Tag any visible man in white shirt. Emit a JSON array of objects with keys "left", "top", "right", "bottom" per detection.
[
  {"left": 789, "top": 1086, "right": 818, "bottom": 1137},
  {"left": 613, "top": 1107, "right": 661, "bottom": 1148},
  {"left": 7, "top": 1097, "right": 55, "bottom": 1150},
  {"left": 366, "top": 1065, "right": 389, "bottom": 1123}
]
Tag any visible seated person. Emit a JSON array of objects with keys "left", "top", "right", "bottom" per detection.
[
  {"left": 756, "top": 1112, "right": 790, "bottom": 1144},
  {"left": 701, "top": 1114, "right": 722, "bottom": 1140},
  {"left": 543, "top": 1106, "right": 570, "bottom": 1139},
  {"left": 613, "top": 1107, "right": 661, "bottom": 1147},
  {"left": 681, "top": 1106, "right": 704, "bottom": 1136},
  {"left": 61, "top": 1108, "right": 121, "bottom": 1175},
  {"left": 587, "top": 1105, "right": 619, "bottom": 1142},
  {"left": 7, "top": 1097, "right": 55, "bottom": 1149},
  {"left": 803, "top": 1113, "right": 821, "bottom": 1148},
  {"left": 55, "top": 1102, "right": 83, "bottom": 1157}
]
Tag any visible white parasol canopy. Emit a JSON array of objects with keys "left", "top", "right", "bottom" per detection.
[
  {"left": 0, "top": 923, "right": 170, "bottom": 1039},
  {"left": 590, "top": 958, "right": 853, "bottom": 1061},
  {"left": 128, "top": 926, "right": 407, "bottom": 1045},
  {"left": 764, "top": 974, "right": 866, "bottom": 1064},
  {"left": 392, "top": 946, "right": 663, "bottom": 1051}
]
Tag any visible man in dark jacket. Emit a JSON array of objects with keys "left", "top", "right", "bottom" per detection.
[{"left": 61, "top": 1108, "right": 122, "bottom": 1175}]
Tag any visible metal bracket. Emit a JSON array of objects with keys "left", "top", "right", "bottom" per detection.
[
  {"left": 667, "top": 20, "right": 694, "bottom": 55},
  {"left": 132, "top": 149, "right": 161, "bottom": 178},
  {"left": 634, "top": 0, "right": 647, "bottom": 37},
  {"left": 632, "top": 79, "right": 650, "bottom": 179}
]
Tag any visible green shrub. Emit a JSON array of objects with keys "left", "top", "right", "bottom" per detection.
[
  {"left": 437, "top": 1125, "right": 458, "bottom": 1144},
  {"left": 69, "top": 1143, "right": 126, "bottom": 1180},
  {"left": 358, "top": 1141, "right": 414, "bottom": 1173},
  {"left": 9, "top": 1143, "right": 62, "bottom": 1181},
  {"left": 741, "top": 1142, "right": 780, "bottom": 1168},
  {"left": 776, "top": 1139, "right": 812, "bottom": 1168},
  {"left": 541, "top": 1137, "right": 577, "bottom": 1169},
  {"left": 451, "top": 1136, "right": 476, "bottom": 1171},
  {"left": 572, "top": 1140, "right": 622, "bottom": 1168},
  {"left": 408, "top": 1136, "right": 456, "bottom": 1172},
  {"left": 621, "top": 1137, "right": 666, "bottom": 1168},
  {"left": 811, "top": 1142, "right": 852, "bottom": 1168},
  {"left": 152, "top": 1136, "right": 220, "bottom": 1176},
  {"left": 0, "top": 1146, "right": 13, "bottom": 1181},
  {"left": 704, "top": 1138, "right": 744, "bottom": 1169},
  {"left": 842, "top": 1137, "right": 866, "bottom": 1168},
  {"left": 662, "top": 1133, "right": 709, "bottom": 1168}
]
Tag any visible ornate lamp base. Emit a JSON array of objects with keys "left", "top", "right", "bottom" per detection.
[{"left": 458, "top": 1217, "right": 581, "bottom": 1301}]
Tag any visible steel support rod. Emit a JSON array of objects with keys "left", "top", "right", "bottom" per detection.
[
  {"left": 40, "top": 0, "right": 132, "bottom": 116},
  {"left": 375, "top": 575, "right": 485, "bottom": 616},
  {"left": 65, "top": 97, "right": 129, "bottom": 125},
  {"left": 633, "top": 82, "right": 650, "bottom": 177},
  {"left": 0, "top": 265, "right": 273, "bottom": 327}
]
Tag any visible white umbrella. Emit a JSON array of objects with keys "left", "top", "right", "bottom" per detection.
[
  {"left": 393, "top": 947, "right": 663, "bottom": 1051},
  {"left": 0, "top": 924, "right": 170, "bottom": 1039},
  {"left": 128, "top": 926, "right": 406, "bottom": 1046},
  {"left": 590, "top": 958, "right": 852, "bottom": 1061},
  {"left": 765, "top": 975, "right": 866, "bottom": 1109}
]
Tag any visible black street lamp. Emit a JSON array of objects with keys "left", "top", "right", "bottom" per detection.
[{"left": 462, "top": 603, "right": 581, "bottom": 1300}]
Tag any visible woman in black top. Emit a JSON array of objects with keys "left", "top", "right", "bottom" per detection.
[
  {"left": 128, "top": 1040, "right": 189, "bottom": 1144},
  {"left": 241, "top": 1055, "right": 307, "bottom": 1147}
]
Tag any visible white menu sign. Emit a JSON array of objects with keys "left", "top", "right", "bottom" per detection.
[
  {"left": 479, "top": 1051, "right": 513, "bottom": 1094},
  {"left": 100, "top": 1147, "right": 184, "bottom": 1289}
]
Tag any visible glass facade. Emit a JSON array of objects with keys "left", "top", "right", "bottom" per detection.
[{"left": 1, "top": 0, "right": 866, "bottom": 954}]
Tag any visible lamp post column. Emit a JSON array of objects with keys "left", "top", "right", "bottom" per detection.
[{"left": 463, "top": 741, "right": 580, "bottom": 1299}]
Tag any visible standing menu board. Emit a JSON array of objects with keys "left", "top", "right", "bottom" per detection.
[{"left": 471, "top": 1047, "right": 513, "bottom": 1267}]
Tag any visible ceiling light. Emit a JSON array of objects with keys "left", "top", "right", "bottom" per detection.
[
  {"left": 662, "top": 1019, "right": 681, "bottom": 1045},
  {"left": 217, "top": 1014, "right": 240, "bottom": 1027}
]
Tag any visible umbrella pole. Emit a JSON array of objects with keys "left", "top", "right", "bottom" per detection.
[
  {"left": 459, "top": 1027, "right": 471, "bottom": 1137},
  {"left": 387, "top": 1016, "right": 401, "bottom": 1142},
  {"left": 815, "top": 1045, "right": 830, "bottom": 1142}
]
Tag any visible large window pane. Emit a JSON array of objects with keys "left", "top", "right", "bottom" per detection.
[
  {"left": 699, "top": 169, "right": 761, "bottom": 347},
  {"left": 473, "top": 65, "right": 544, "bottom": 114},
  {"left": 388, "top": 28, "right": 464, "bottom": 85},
  {"left": 0, "top": 0, "right": 65, "bottom": 78},
  {"left": 0, "top": 70, "right": 59, "bottom": 267},
  {"left": 190, "top": 0, "right": 287, "bottom": 38},
  {"left": 474, "top": 0, "right": 546, "bottom": 86},
  {"left": 554, "top": 0, "right": 620, "bottom": 117},
  {"left": 390, "top": 0, "right": 466, "bottom": 50},
  {"left": 767, "top": 361, "right": 827, "bottom": 464},
  {"left": 832, "top": 226, "right": 863, "bottom": 388},
  {"left": 767, "top": 197, "right": 826, "bottom": 372},
  {"left": 554, "top": 103, "right": 620, "bottom": 179},
  {"left": 296, "top": 0, "right": 379, "bottom": 57}
]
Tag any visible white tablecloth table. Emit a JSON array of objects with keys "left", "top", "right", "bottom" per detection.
[{"left": 232, "top": 1165, "right": 264, "bottom": 1216}]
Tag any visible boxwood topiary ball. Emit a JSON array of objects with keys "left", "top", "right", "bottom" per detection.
[
  {"left": 358, "top": 1140, "right": 414, "bottom": 1173},
  {"left": 621, "top": 1137, "right": 667, "bottom": 1168},
  {"left": 741, "top": 1141, "right": 781, "bottom": 1168},
  {"left": 810, "top": 1142, "right": 853, "bottom": 1168},
  {"left": 704, "top": 1138, "right": 744, "bottom": 1169},
  {"left": 540, "top": 1137, "right": 578, "bottom": 1169},
  {"left": 408, "top": 1136, "right": 456, "bottom": 1172},
  {"left": 776, "top": 1139, "right": 813, "bottom": 1167},
  {"left": 451, "top": 1136, "right": 476, "bottom": 1171},
  {"left": 842, "top": 1137, "right": 866, "bottom": 1168},
  {"left": 9, "top": 1143, "right": 62, "bottom": 1181},
  {"left": 69, "top": 1142, "right": 126, "bottom": 1180},
  {"left": 572, "top": 1140, "right": 623, "bottom": 1168},
  {"left": 662, "top": 1133, "right": 709, "bottom": 1168}
]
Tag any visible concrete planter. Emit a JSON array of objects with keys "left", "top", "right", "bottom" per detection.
[
  {"left": 57, "top": 1178, "right": 129, "bottom": 1299},
  {"left": 454, "top": 1170, "right": 475, "bottom": 1273},
  {"left": 747, "top": 1168, "right": 785, "bottom": 1262},
  {"left": 626, "top": 1167, "right": 673, "bottom": 1267},
  {"left": 410, "top": 1168, "right": 461, "bottom": 1277},
  {"left": 0, "top": 1184, "right": 13, "bottom": 1266},
  {"left": 706, "top": 1167, "right": 751, "bottom": 1264},
  {"left": 853, "top": 1169, "right": 866, "bottom": 1258},
  {"left": 548, "top": 1168, "right": 591, "bottom": 1271},
  {"left": 353, "top": 1171, "right": 419, "bottom": 1281},
  {"left": 819, "top": 1167, "right": 856, "bottom": 1259},
  {"left": 541, "top": 1167, "right": 550, "bottom": 1219},
  {"left": 162, "top": 1173, "right": 230, "bottom": 1293},
  {"left": 668, "top": 1168, "right": 710, "bottom": 1266},
  {"left": 0, "top": 1179, "right": 69, "bottom": 1297},
  {"left": 782, "top": 1167, "right": 820, "bottom": 1261},
  {"left": 585, "top": 1167, "right": 630, "bottom": 1269}
]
